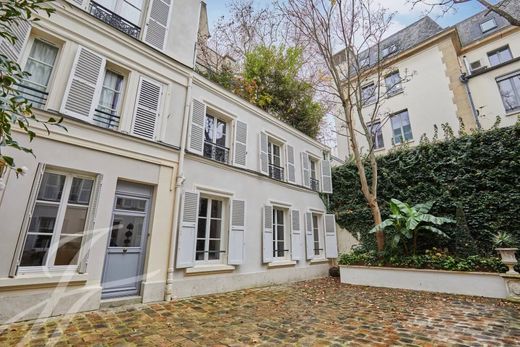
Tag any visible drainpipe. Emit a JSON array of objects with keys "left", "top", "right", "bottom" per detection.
[
  {"left": 165, "top": 73, "right": 193, "bottom": 301},
  {"left": 459, "top": 57, "right": 482, "bottom": 130}
]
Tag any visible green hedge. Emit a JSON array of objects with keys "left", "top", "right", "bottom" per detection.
[{"left": 331, "top": 124, "right": 520, "bottom": 256}]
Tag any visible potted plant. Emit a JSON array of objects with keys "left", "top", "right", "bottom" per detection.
[{"left": 493, "top": 232, "right": 518, "bottom": 275}]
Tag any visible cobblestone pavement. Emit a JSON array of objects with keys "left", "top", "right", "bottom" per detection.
[{"left": 1, "top": 278, "right": 519, "bottom": 346}]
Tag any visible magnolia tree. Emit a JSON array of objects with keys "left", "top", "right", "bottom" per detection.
[
  {"left": 281, "top": 0, "right": 414, "bottom": 251},
  {"left": 0, "top": 0, "right": 62, "bottom": 183}
]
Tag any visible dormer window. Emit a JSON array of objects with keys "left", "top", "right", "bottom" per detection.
[
  {"left": 382, "top": 44, "right": 397, "bottom": 58},
  {"left": 480, "top": 18, "right": 497, "bottom": 33}
]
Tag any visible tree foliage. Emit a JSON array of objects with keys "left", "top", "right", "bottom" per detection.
[{"left": 331, "top": 124, "right": 520, "bottom": 256}]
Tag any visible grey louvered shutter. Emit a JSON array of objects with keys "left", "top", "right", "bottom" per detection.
[
  {"left": 321, "top": 159, "right": 333, "bottom": 193},
  {"left": 176, "top": 191, "right": 199, "bottom": 268},
  {"left": 0, "top": 20, "right": 31, "bottom": 62},
  {"left": 78, "top": 174, "right": 103, "bottom": 274},
  {"left": 143, "top": 0, "right": 172, "bottom": 51},
  {"left": 233, "top": 120, "right": 248, "bottom": 167},
  {"left": 290, "top": 209, "right": 302, "bottom": 261},
  {"left": 262, "top": 205, "right": 273, "bottom": 263},
  {"left": 61, "top": 46, "right": 106, "bottom": 121},
  {"left": 301, "top": 153, "right": 311, "bottom": 188},
  {"left": 325, "top": 214, "right": 338, "bottom": 258},
  {"left": 305, "top": 212, "right": 314, "bottom": 260},
  {"left": 228, "top": 199, "right": 246, "bottom": 265},
  {"left": 259, "top": 131, "right": 269, "bottom": 175},
  {"left": 9, "top": 163, "right": 46, "bottom": 277},
  {"left": 286, "top": 145, "right": 296, "bottom": 183},
  {"left": 131, "top": 76, "right": 163, "bottom": 139},
  {"left": 189, "top": 99, "right": 205, "bottom": 155}
]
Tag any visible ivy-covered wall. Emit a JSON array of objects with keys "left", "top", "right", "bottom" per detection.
[{"left": 331, "top": 124, "right": 520, "bottom": 256}]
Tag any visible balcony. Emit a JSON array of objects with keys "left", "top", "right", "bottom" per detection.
[
  {"left": 269, "top": 163, "right": 284, "bottom": 181},
  {"left": 89, "top": 1, "right": 141, "bottom": 39},
  {"left": 15, "top": 83, "right": 48, "bottom": 109},
  {"left": 203, "top": 141, "right": 229, "bottom": 163},
  {"left": 310, "top": 178, "right": 320, "bottom": 192},
  {"left": 93, "top": 109, "right": 120, "bottom": 129}
]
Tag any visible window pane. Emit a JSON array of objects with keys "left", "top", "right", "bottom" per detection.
[
  {"left": 54, "top": 236, "right": 83, "bottom": 265},
  {"left": 68, "top": 178, "right": 93, "bottom": 205},
  {"left": 24, "top": 40, "right": 58, "bottom": 88},
  {"left": 204, "top": 116, "right": 215, "bottom": 142},
  {"left": 115, "top": 197, "right": 146, "bottom": 212},
  {"left": 277, "top": 225, "right": 284, "bottom": 241},
  {"left": 61, "top": 206, "right": 88, "bottom": 234},
  {"left": 498, "top": 76, "right": 520, "bottom": 111},
  {"left": 199, "top": 198, "right": 208, "bottom": 217},
  {"left": 208, "top": 240, "right": 220, "bottom": 260},
  {"left": 209, "top": 219, "right": 221, "bottom": 239},
  {"left": 119, "top": 2, "right": 141, "bottom": 25},
  {"left": 125, "top": 0, "right": 144, "bottom": 9},
  {"left": 109, "top": 215, "right": 144, "bottom": 247},
  {"left": 196, "top": 240, "right": 205, "bottom": 253},
  {"left": 96, "top": 0, "right": 116, "bottom": 11},
  {"left": 197, "top": 218, "right": 207, "bottom": 238},
  {"left": 215, "top": 120, "right": 226, "bottom": 147},
  {"left": 277, "top": 242, "right": 285, "bottom": 257},
  {"left": 20, "top": 234, "right": 52, "bottom": 266},
  {"left": 28, "top": 204, "right": 59, "bottom": 233},
  {"left": 211, "top": 200, "right": 222, "bottom": 218},
  {"left": 480, "top": 19, "right": 496, "bottom": 33},
  {"left": 37, "top": 173, "right": 65, "bottom": 202}
]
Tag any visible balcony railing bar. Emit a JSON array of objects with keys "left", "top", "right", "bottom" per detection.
[
  {"left": 14, "top": 83, "right": 48, "bottom": 108},
  {"left": 89, "top": 1, "right": 141, "bottom": 39},
  {"left": 204, "top": 140, "right": 230, "bottom": 163},
  {"left": 93, "top": 108, "right": 120, "bottom": 129},
  {"left": 310, "top": 177, "right": 320, "bottom": 192},
  {"left": 268, "top": 163, "right": 284, "bottom": 181}
]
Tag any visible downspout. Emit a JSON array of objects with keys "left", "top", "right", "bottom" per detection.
[
  {"left": 460, "top": 56, "right": 482, "bottom": 130},
  {"left": 165, "top": 73, "right": 193, "bottom": 301}
]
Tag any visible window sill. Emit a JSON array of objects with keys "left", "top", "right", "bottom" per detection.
[
  {"left": 386, "top": 90, "right": 403, "bottom": 98},
  {"left": 185, "top": 264, "right": 236, "bottom": 276},
  {"left": 267, "top": 260, "right": 297, "bottom": 268},
  {"left": 0, "top": 272, "right": 88, "bottom": 290},
  {"left": 393, "top": 139, "right": 414, "bottom": 147},
  {"left": 374, "top": 147, "right": 385, "bottom": 153},
  {"left": 310, "top": 258, "right": 330, "bottom": 264},
  {"left": 505, "top": 109, "right": 520, "bottom": 117}
]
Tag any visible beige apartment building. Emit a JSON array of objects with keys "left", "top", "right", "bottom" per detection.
[{"left": 332, "top": 3, "right": 520, "bottom": 163}]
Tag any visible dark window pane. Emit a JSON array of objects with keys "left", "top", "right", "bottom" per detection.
[
  {"left": 20, "top": 234, "right": 52, "bottom": 266},
  {"left": 54, "top": 236, "right": 83, "bottom": 265},
  {"left": 199, "top": 198, "right": 208, "bottom": 217},
  {"left": 208, "top": 240, "right": 220, "bottom": 260},
  {"left": 215, "top": 120, "right": 226, "bottom": 147},
  {"left": 109, "top": 215, "right": 144, "bottom": 247},
  {"left": 211, "top": 200, "right": 222, "bottom": 218},
  {"left": 210, "top": 219, "right": 221, "bottom": 239},
  {"left": 28, "top": 204, "right": 59, "bottom": 233},
  {"left": 195, "top": 251, "right": 205, "bottom": 261},
  {"left": 116, "top": 197, "right": 146, "bottom": 211},
  {"left": 37, "top": 173, "right": 65, "bottom": 202},
  {"left": 197, "top": 218, "right": 207, "bottom": 238},
  {"left": 196, "top": 240, "right": 205, "bottom": 253}
]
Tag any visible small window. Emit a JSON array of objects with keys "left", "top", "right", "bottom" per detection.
[
  {"left": 309, "top": 158, "right": 320, "bottom": 192},
  {"left": 497, "top": 73, "right": 520, "bottom": 113},
  {"left": 196, "top": 197, "right": 225, "bottom": 263},
  {"left": 390, "top": 110, "right": 413, "bottom": 144},
  {"left": 385, "top": 71, "right": 402, "bottom": 96},
  {"left": 312, "top": 214, "right": 324, "bottom": 258},
  {"left": 488, "top": 46, "right": 513, "bottom": 67},
  {"left": 480, "top": 18, "right": 497, "bottom": 33},
  {"left": 19, "top": 39, "right": 59, "bottom": 109},
  {"left": 203, "top": 113, "right": 229, "bottom": 163},
  {"left": 382, "top": 44, "right": 397, "bottom": 58},
  {"left": 94, "top": 70, "right": 124, "bottom": 129},
  {"left": 20, "top": 171, "right": 95, "bottom": 269},
  {"left": 361, "top": 83, "right": 376, "bottom": 105},
  {"left": 368, "top": 121, "right": 385, "bottom": 150},
  {"left": 272, "top": 208, "right": 288, "bottom": 259},
  {"left": 268, "top": 141, "right": 284, "bottom": 180},
  {"left": 469, "top": 60, "right": 482, "bottom": 71}
]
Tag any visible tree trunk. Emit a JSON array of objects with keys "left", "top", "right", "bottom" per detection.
[{"left": 369, "top": 196, "right": 384, "bottom": 252}]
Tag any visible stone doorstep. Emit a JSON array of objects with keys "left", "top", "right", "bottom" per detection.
[{"left": 100, "top": 295, "right": 142, "bottom": 309}]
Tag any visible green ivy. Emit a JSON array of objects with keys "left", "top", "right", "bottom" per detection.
[{"left": 331, "top": 124, "right": 520, "bottom": 256}]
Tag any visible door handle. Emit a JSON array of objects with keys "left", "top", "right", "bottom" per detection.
[{"left": 123, "top": 248, "right": 128, "bottom": 253}]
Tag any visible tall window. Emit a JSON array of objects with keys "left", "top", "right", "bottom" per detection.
[
  {"left": 488, "top": 46, "right": 513, "bottom": 67},
  {"left": 94, "top": 70, "right": 124, "bottom": 129},
  {"left": 497, "top": 73, "right": 520, "bottom": 113},
  {"left": 361, "top": 83, "right": 376, "bottom": 105},
  {"left": 368, "top": 121, "right": 385, "bottom": 150},
  {"left": 480, "top": 18, "right": 497, "bottom": 33},
  {"left": 390, "top": 110, "right": 413, "bottom": 144},
  {"left": 20, "top": 171, "right": 94, "bottom": 268},
  {"left": 272, "top": 208, "right": 286, "bottom": 259},
  {"left": 95, "top": 0, "right": 144, "bottom": 26},
  {"left": 385, "top": 71, "right": 402, "bottom": 96},
  {"left": 312, "top": 214, "right": 323, "bottom": 257},
  {"left": 19, "top": 39, "right": 59, "bottom": 108},
  {"left": 309, "top": 159, "right": 319, "bottom": 192},
  {"left": 204, "top": 114, "right": 228, "bottom": 163},
  {"left": 268, "top": 141, "right": 284, "bottom": 180},
  {"left": 196, "top": 197, "right": 223, "bottom": 262}
]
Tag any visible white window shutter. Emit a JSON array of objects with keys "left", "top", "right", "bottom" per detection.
[
  {"left": 65, "top": 0, "right": 87, "bottom": 9},
  {"left": 0, "top": 20, "right": 31, "bottom": 62},
  {"left": 78, "top": 174, "right": 103, "bottom": 274},
  {"left": 189, "top": 99, "right": 205, "bottom": 155},
  {"left": 233, "top": 120, "right": 248, "bottom": 167},
  {"left": 176, "top": 191, "right": 199, "bottom": 268},
  {"left": 286, "top": 145, "right": 296, "bottom": 183},
  {"left": 321, "top": 159, "right": 333, "bottom": 194},
  {"left": 324, "top": 214, "right": 338, "bottom": 258},
  {"left": 305, "top": 212, "right": 314, "bottom": 260},
  {"left": 61, "top": 46, "right": 106, "bottom": 121},
  {"left": 143, "top": 0, "right": 172, "bottom": 51},
  {"left": 131, "top": 76, "right": 163, "bottom": 139},
  {"left": 9, "top": 163, "right": 46, "bottom": 277},
  {"left": 262, "top": 205, "right": 273, "bottom": 263},
  {"left": 228, "top": 199, "right": 246, "bottom": 265},
  {"left": 301, "top": 152, "right": 311, "bottom": 188},
  {"left": 259, "top": 131, "right": 269, "bottom": 175},
  {"left": 290, "top": 209, "right": 302, "bottom": 261}
]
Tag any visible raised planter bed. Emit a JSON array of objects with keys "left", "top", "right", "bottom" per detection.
[{"left": 340, "top": 265, "right": 508, "bottom": 299}]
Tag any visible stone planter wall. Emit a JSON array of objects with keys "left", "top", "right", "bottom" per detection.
[{"left": 340, "top": 265, "right": 509, "bottom": 299}]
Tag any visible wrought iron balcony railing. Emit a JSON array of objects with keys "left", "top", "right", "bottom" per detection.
[
  {"left": 310, "top": 177, "right": 320, "bottom": 192},
  {"left": 269, "top": 163, "right": 284, "bottom": 181},
  {"left": 89, "top": 1, "right": 141, "bottom": 39},
  {"left": 15, "top": 83, "right": 48, "bottom": 109},
  {"left": 93, "top": 108, "right": 120, "bottom": 129},
  {"left": 203, "top": 141, "right": 229, "bottom": 163}
]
